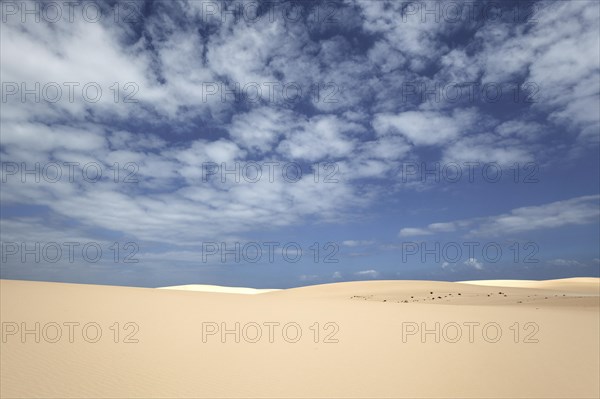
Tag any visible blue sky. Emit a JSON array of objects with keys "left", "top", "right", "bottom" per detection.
[{"left": 1, "top": 0, "right": 599, "bottom": 288}]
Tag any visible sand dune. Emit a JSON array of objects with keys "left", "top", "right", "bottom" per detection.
[
  {"left": 458, "top": 278, "right": 600, "bottom": 294},
  {"left": 1, "top": 278, "right": 599, "bottom": 398},
  {"left": 158, "top": 284, "right": 280, "bottom": 294}
]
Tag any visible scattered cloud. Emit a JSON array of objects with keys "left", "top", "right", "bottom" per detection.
[
  {"left": 2, "top": 1, "right": 598, "bottom": 286},
  {"left": 547, "top": 259, "right": 584, "bottom": 267},
  {"left": 373, "top": 108, "right": 478, "bottom": 146},
  {"left": 342, "top": 240, "right": 375, "bottom": 247},
  {"left": 400, "top": 195, "right": 600, "bottom": 238},
  {"left": 354, "top": 269, "right": 379, "bottom": 278},
  {"left": 464, "top": 258, "right": 484, "bottom": 270},
  {"left": 398, "top": 227, "right": 433, "bottom": 238}
]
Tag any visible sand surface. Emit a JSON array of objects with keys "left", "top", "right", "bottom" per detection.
[{"left": 1, "top": 278, "right": 599, "bottom": 398}]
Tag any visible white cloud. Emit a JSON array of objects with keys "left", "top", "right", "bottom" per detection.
[
  {"left": 400, "top": 195, "right": 600, "bottom": 238},
  {"left": 276, "top": 115, "right": 362, "bottom": 161},
  {"left": 428, "top": 223, "right": 457, "bottom": 233},
  {"left": 442, "top": 133, "right": 533, "bottom": 166},
  {"left": 464, "top": 258, "right": 483, "bottom": 270},
  {"left": 495, "top": 120, "right": 545, "bottom": 140},
  {"left": 342, "top": 240, "right": 374, "bottom": 247},
  {"left": 398, "top": 227, "right": 433, "bottom": 237},
  {"left": 373, "top": 108, "right": 478, "bottom": 146},
  {"left": 439, "top": 1, "right": 600, "bottom": 142},
  {"left": 228, "top": 107, "right": 296, "bottom": 153},
  {"left": 547, "top": 259, "right": 584, "bottom": 267},
  {"left": 356, "top": 0, "right": 452, "bottom": 72},
  {"left": 400, "top": 221, "right": 462, "bottom": 238},
  {"left": 354, "top": 269, "right": 379, "bottom": 278},
  {"left": 299, "top": 274, "right": 319, "bottom": 282},
  {"left": 474, "top": 195, "right": 600, "bottom": 236}
]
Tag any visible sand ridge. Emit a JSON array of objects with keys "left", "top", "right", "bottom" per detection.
[{"left": 157, "top": 284, "right": 280, "bottom": 294}]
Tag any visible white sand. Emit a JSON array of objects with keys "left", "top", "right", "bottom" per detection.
[
  {"left": 157, "top": 284, "right": 280, "bottom": 294},
  {"left": 458, "top": 278, "right": 600, "bottom": 294},
  {"left": 1, "top": 278, "right": 598, "bottom": 398}
]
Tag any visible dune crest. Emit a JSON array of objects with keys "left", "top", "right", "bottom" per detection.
[
  {"left": 157, "top": 284, "right": 280, "bottom": 294},
  {"left": 458, "top": 277, "right": 600, "bottom": 294}
]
